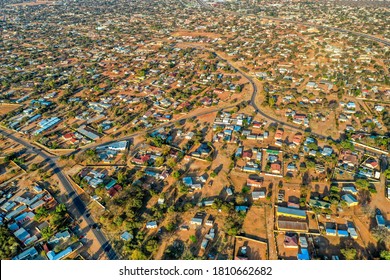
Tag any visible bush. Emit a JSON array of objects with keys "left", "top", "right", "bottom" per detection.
[{"left": 189, "top": 235, "right": 197, "bottom": 243}]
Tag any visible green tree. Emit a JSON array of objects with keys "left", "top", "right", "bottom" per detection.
[
  {"left": 155, "top": 157, "right": 164, "bottom": 167},
  {"left": 41, "top": 226, "right": 54, "bottom": 241},
  {"left": 356, "top": 179, "right": 370, "bottom": 190},
  {"left": 0, "top": 227, "right": 19, "bottom": 259},
  {"left": 35, "top": 207, "right": 49, "bottom": 220},
  {"left": 172, "top": 171, "right": 181, "bottom": 179},
  {"left": 130, "top": 249, "right": 147, "bottom": 260},
  {"left": 145, "top": 239, "right": 158, "bottom": 253},
  {"left": 56, "top": 203, "right": 67, "bottom": 214},
  {"left": 189, "top": 235, "right": 197, "bottom": 243},
  {"left": 117, "top": 171, "right": 126, "bottom": 184},
  {"left": 340, "top": 248, "right": 357, "bottom": 260},
  {"left": 380, "top": 251, "right": 390, "bottom": 260}
]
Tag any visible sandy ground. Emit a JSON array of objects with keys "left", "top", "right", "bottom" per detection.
[{"left": 0, "top": 104, "right": 20, "bottom": 116}]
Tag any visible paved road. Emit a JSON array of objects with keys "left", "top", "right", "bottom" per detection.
[{"left": 0, "top": 129, "right": 118, "bottom": 260}]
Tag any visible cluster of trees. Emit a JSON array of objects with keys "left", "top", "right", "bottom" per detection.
[
  {"left": 0, "top": 227, "right": 19, "bottom": 259},
  {"left": 223, "top": 212, "right": 246, "bottom": 236}
]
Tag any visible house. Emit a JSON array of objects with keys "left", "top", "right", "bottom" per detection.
[
  {"left": 226, "top": 187, "right": 233, "bottom": 196},
  {"left": 120, "top": 231, "right": 133, "bottom": 241},
  {"left": 252, "top": 191, "right": 266, "bottom": 200},
  {"left": 201, "top": 238, "right": 209, "bottom": 250},
  {"left": 242, "top": 150, "right": 253, "bottom": 160},
  {"left": 374, "top": 105, "right": 385, "bottom": 112},
  {"left": 48, "top": 230, "right": 71, "bottom": 245},
  {"left": 47, "top": 247, "right": 73, "bottom": 260},
  {"left": 342, "top": 194, "right": 358, "bottom": 207},
  {"left": 308, "top": 199, "right": 331, "bottom": 210},
  {"left": 326, "top": 228, "right": 337, "bottom": 236},
  {"left": 275, "top": 140, "right": 283, "bottom": 147},
  {"left": 36, "top": 221, "right": 50, "bottom": 232},
  {"left": 277, "top": 207, "right": 306, "bottom": 219},
  {"left": 247, "top": 178, "right": 262, "bottom": 187},
  {"left": 321, "top": 146, "right": 333, "bottom": 157},
  {"left": 284, "top": 234, "right": 298, "bottom": 248},
  {"left": 274, "top": 129, "right": 284, "bottom": 140},
  {"left": 342, "top": 186, "right": 358, "bottom": 195},
  {"left": 348, "top": 227, "right": 358, "bottom": 239},
  {"left": 270, "top": 163, "right": 281, "bottom": 174},
  {"left": 146, "top": 221, "right": 158, "bottom": 229},
  {"left": 14, "top": 227, "right": 31, "bottom": 243},
  {"left": 277, "top": 220, "right": 309, "bottom": 232},
  {"left": 287, "top": 163, "right": 297, "bottom": 172},
  {"left": 338, "top": 230, "right": 349, "bottom": 237},
  {"left": 365, "top": 158, "right": 379, "bottom": 169},
  {"left": 292, "top": 133, "right": 303, "bottom": 146},
  {"left": 299, "top": 236, "right": 308, "bottom": 248},
  {"left": 341, "top": 150, "right": 358, "bottom": 167},
  {"left": 297, "top": 248, "right": 310, "bottom": 260},
  {"left": 205, "top": 216, "right": 214, "bottom": 226},
  {"left": 190, "top": 217, "right": 203, "bottom": 226},
  {"left": 346, "top": 101, "right": 356, "bottom": 110},
  {"left": 13, "top": 247, "right": 39, "bottom": 260},
  {"left": 235, "top": 206, "right": 249, "bottom": 212},
  {"left": 185, "top": 132, "right": 194, "bottom": 140},
  {"left": 243, "top": 165, "right": 260, "bottom": 173},
  {"left": 205, "top": 228, "right": 215, "bottom": 240},
  {"left": 183, "top": 177, "right": 193, "bottom": 186},
  {"left": 132, "top": 154, "right": 151, "bottom": 165},
  {"left": 376, "top": 215, "right": 386, "bottom": 227}
]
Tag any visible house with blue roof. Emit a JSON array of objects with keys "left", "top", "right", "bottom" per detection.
[
  {"left": 297, "top": 248, "right": 310, "bottom": 260},
  {"left": 338, "top": 230, "right": 349, "bottom": 237},
  {"left": 321, "top": 146, "right": 333, "bottom": 156},
  {"left": 326, "top": 228, "right": 337, "bottom": 236},
  {"left": 183, "top": 177, "right": 193, "bottom": 186},
  {"left": 342, "top": 194, "right": 358, "bottom": 206},
  {"left": 47, "top": 247, "right": 73, "bottom": 260}
]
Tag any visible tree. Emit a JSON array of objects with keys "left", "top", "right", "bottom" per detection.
[
  {"left": 380, "top": 251, "right": 390, "bottom": 260},
  {"left": 356, "top": 179, "right": 370, "bottom": 190},
  {"left": 145, "top": 239, "right": 158, "bottom": 253},
  {"left": 56, "top": 203, "right": 67, "bottom": 214},
  {"left": 155, "top": 157, "right": 164, "bottom": 167},
  {"left": 117, "top": 171, "right": 126, "bottom": 184},
  {"left": 189, "top": 235, "right": 197, "bottom": 243},
  {"left": 340, "top": 248, "right": 357, "bottom": 260},
  {"left": 130, "top": 249, "right": 147, "bottom": 260},
  {"left": 0, "top": 227, "right": 19, "bottom": 259},
  {"left": 41, "top": 226, "right": 54, "bottom": 240},
  {"left": 172, "top": 171, "right": 180, "bottom": 179},
  {"left": 35, "top": 206, "right": 49, "bottom": 220}
]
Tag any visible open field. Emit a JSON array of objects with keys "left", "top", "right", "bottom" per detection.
[{"left": 0, "top": 104, "right": 20, "bottom": 116}]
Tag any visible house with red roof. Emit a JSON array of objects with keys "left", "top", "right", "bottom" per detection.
[
  {"left": 132, "top": 154, "right": 151, "bottom": 165},
  {"left": 274, "top": 129, "right": 284, "bottom": 140},
  {"left": 242, "top": 150, "right": 253, "bottom": 160},
  {"left": 270, "top": 163, "right": 281, "bottom": 174},
  {"left": 246, "top": 178, "right": 262, "bottom": 188}
]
